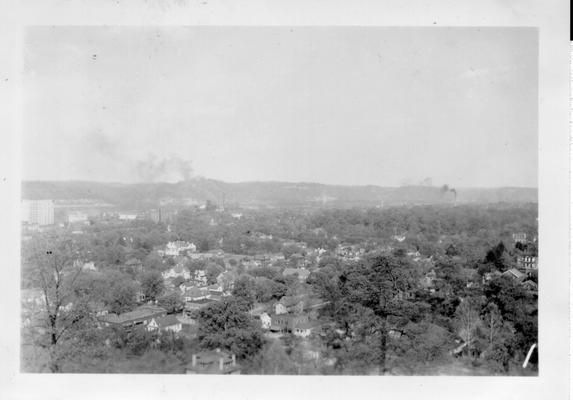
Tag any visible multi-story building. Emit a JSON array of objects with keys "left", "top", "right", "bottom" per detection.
[
  {"left": 517, "top": 255, "right": 538, "bottom": 272},
  {"left": 512, "top": 232, "right": 527, "bottom": 244},
  {"left": 22, "top": 199, "right": 54, "bottom": 226}
]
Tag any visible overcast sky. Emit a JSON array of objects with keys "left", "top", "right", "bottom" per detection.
[{"left": 23, "top": 26, "right": 537, "bottom": 187}]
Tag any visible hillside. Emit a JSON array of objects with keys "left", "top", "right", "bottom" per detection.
[{"left": 21, "top": 179, "right": 538, "bottom": 210}]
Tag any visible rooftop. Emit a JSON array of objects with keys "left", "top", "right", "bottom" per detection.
[
  {"left": 99, "top": 305, "right": 167, "bottom": 325},
  {"left": 155, "top": 315, "right": 180, "bottom": 328}
]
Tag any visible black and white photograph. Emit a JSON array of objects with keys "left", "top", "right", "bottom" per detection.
[{"left": 0, "top": 1, "right": 569, "bottom": 399}]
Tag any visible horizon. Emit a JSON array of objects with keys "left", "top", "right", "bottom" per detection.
[{"left": 21, "top": 177, "right": 538, "bottom": 190}]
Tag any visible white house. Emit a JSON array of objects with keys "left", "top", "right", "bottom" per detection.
[
  {"left": 207, "top": 283, "right": 224, "bottom": 294},
  {"left": 68, "top": 211, "right": 89, "bottom": 224},
  {"left": 194, "top": 270, "right": 208, "bottom": 286},
  {"left": 164, "top": 241, "right": 197, "bottom": 257},
  {"left": 293, "top": 321, "right": 322, "bottom": 338},
  {"left": 118, "top": 212, "right": 138, "bottom": 221},
  {"left": 162, "top": 264, "right": 191, "bottom": 281},
  {"left": 393, "top": 234, "right": 406, "bottom": 243},
  {"left": 183, "top": 287, "right": 210, "bottom": 302},
  {"left": 274, "top": 303, "right": 288, "bottom": 315},
  {"left": 259, "top": 312, "right": 272, "bottom": 330},
  {"left": 147, "top": 315, "right": 182, "bottom": 333}
]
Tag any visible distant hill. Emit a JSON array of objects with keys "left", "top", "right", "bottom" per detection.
[{"left": 21, "top": 179, "right": 538, "bottom": 210}]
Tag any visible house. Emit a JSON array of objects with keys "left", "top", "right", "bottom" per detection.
[
  {"left": 242, "top": 259, "right": 261, "bottom": 270},
  {"left": 512, "top": 233, "right": 527, "bottom": 244},
  {"left": 135, "top": 289, "right": 147, "bottom": 303},
  {"left": 517, "top": 255, "right": 538, "bottom": 272},
  {"left": 217, "top": 271, "right": 236, "bottom": 292},
  {"left": 118, "top": 212, "right": 138, "bottom": 221},
  {"left": 406, "top": 250, "right": 422, "bottom": 260},
  {"left": 125, "top": 258, "right": 144, "bottom": 274},
  {"left": 162, "top": 264, "right": 191, "bottom": 281},
  {"left": 293, "top": 320, "right": 324, "bottom": 338},
  {"left": 258, "top": 313, "right": 272, "bottom": 330},
  {"left": 98, "top": 305, "right": 167, "bottom": 330},
  {"left": 163, "top": 241, "right": 197, "bottom": 257},
  {"left": 177, "top": 314, "right": 200, "bottom": 334},
  {"left": 82, "top": 261, "right": 97, "bottom": 271},
  {"left": 183, "top": 287, "right": 210, "bottom": 302},
  {"left": 393, "top": 289, "right": 414, "bottom": 301},
  {"left": 73, "top": 260, "right": 97, "bottom": 271},
  {"left": 275, "top": 296, "right": 305, "bottom": 315},
  {"left": 207, "top": 283, "right": 224, "bottom": 295},
  {"left": 270, "top": 313, "right": 310, "bottom": 334},
  {"left": 482, "top": 270, "right": 502, "bottom": 284},
  {"left": 186, "top": 349, "right": 241, "bottom": 374},
  {"left": 502, "top": 268, "right": 527, "bottom": 281},
  {"left": 88, "top": 301, "right": 108, "bottom": 317},
  {"left": 193, "top": 270, "right": 208, "bottom": 286},
  {"left": 147, "top": 315, "right": 182, "bottom": 333}
]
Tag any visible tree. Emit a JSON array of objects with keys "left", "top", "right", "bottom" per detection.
[
  {"left": 21, "top": 234, "right": 94, "bottom": 372},
  {"left": 172, "top": 276, "right": 186, "bottom": 288},
  {"left": 482, "top": 302, "right": 503, "bottom": 348},
  {"left": 232, "top": 276, "right": 256, "bottom": 310},
  {"left": 157, "top": 292, "right": 184, "bottom": 314},
  {"left": 103, "top": 271, "right": 138, "bottom": 314},
  {"left": 454, "top": 297, "right": 483, "bottom": 356},
  {"left": 140, "top": 271, "right": 165, "bottom": 302},
  {"left": 206, "top": 263, "right": 224, "bottom": 285},
  {"left": 196, "top": 299, "right": 264, "bottom": 360},
  {"left": 143, "top": 252, "right": 164, "bottom": 272},
  {"left": 483, "top": 276, "right": 537, "bottom": 358},
  {"left": 198, "top": 238, "right": 210, "bottom": 252},
  {"left": 484, "top": 241, "right": 510, "bottom": 271},
  {"left": 338, "top": 254, "right": 420, "bottom": 373},
  {"left": 185, "top": 259, "right": 207, "bottom": 276},
  {"left": 258, "top": 340, "right": 296, "bottom": 374}
]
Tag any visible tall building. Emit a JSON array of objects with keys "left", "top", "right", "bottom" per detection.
[{"left": 22, "top": 200, "right": 55, "bottom": 226}]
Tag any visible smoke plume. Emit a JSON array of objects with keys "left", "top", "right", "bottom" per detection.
[
  {"left": 440, "top": 184, "right": 457, "bottom": 200},
  {"left": 135, "top": 154, "right": 193, "bottom": 183}
]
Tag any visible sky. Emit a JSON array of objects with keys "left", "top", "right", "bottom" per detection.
[{"left": 22, "top": 26, "right": 538, "bottom": 187}]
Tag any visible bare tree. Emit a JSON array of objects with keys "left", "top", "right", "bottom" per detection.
[
  {"left": 482, "top": 302, "right": 503, "bottom": 347},
  {"left": 22, "top": 234, "right": 92, "bottom": 372},
  {"left": 454, "top": 297, "right": 483, "bottom": 356}
]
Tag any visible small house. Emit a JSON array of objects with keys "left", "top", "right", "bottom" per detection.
[
  {"left": 148, "top": 315, "right": 183, "bottom": 333},
  {"left": 186, "top": 349, "right": 241, "bottom": 375}
]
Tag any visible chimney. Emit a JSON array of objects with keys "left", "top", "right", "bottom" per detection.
[
  {"left": 191, "top": 354, "right": 197, "bottom": 367},
  {"left": 219, "top": 357, "right": 224, "bottom": 371},
  {"left": 232, "top": 354, "right": 236, "bottom": 367}
]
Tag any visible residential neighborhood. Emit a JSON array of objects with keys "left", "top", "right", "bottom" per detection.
[{"left": 20, "top": 198, "right": 539, "bottom": 376}]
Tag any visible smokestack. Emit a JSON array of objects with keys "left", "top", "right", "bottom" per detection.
[
  {"left": 192, "top": 354, "right": 197, "bottom": 367},
  {"left": 232, "top": 354, "right": 236, "bottom": 367},
  {"left": 219, "top": 357, "right": 224, "bottom": 371}
]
